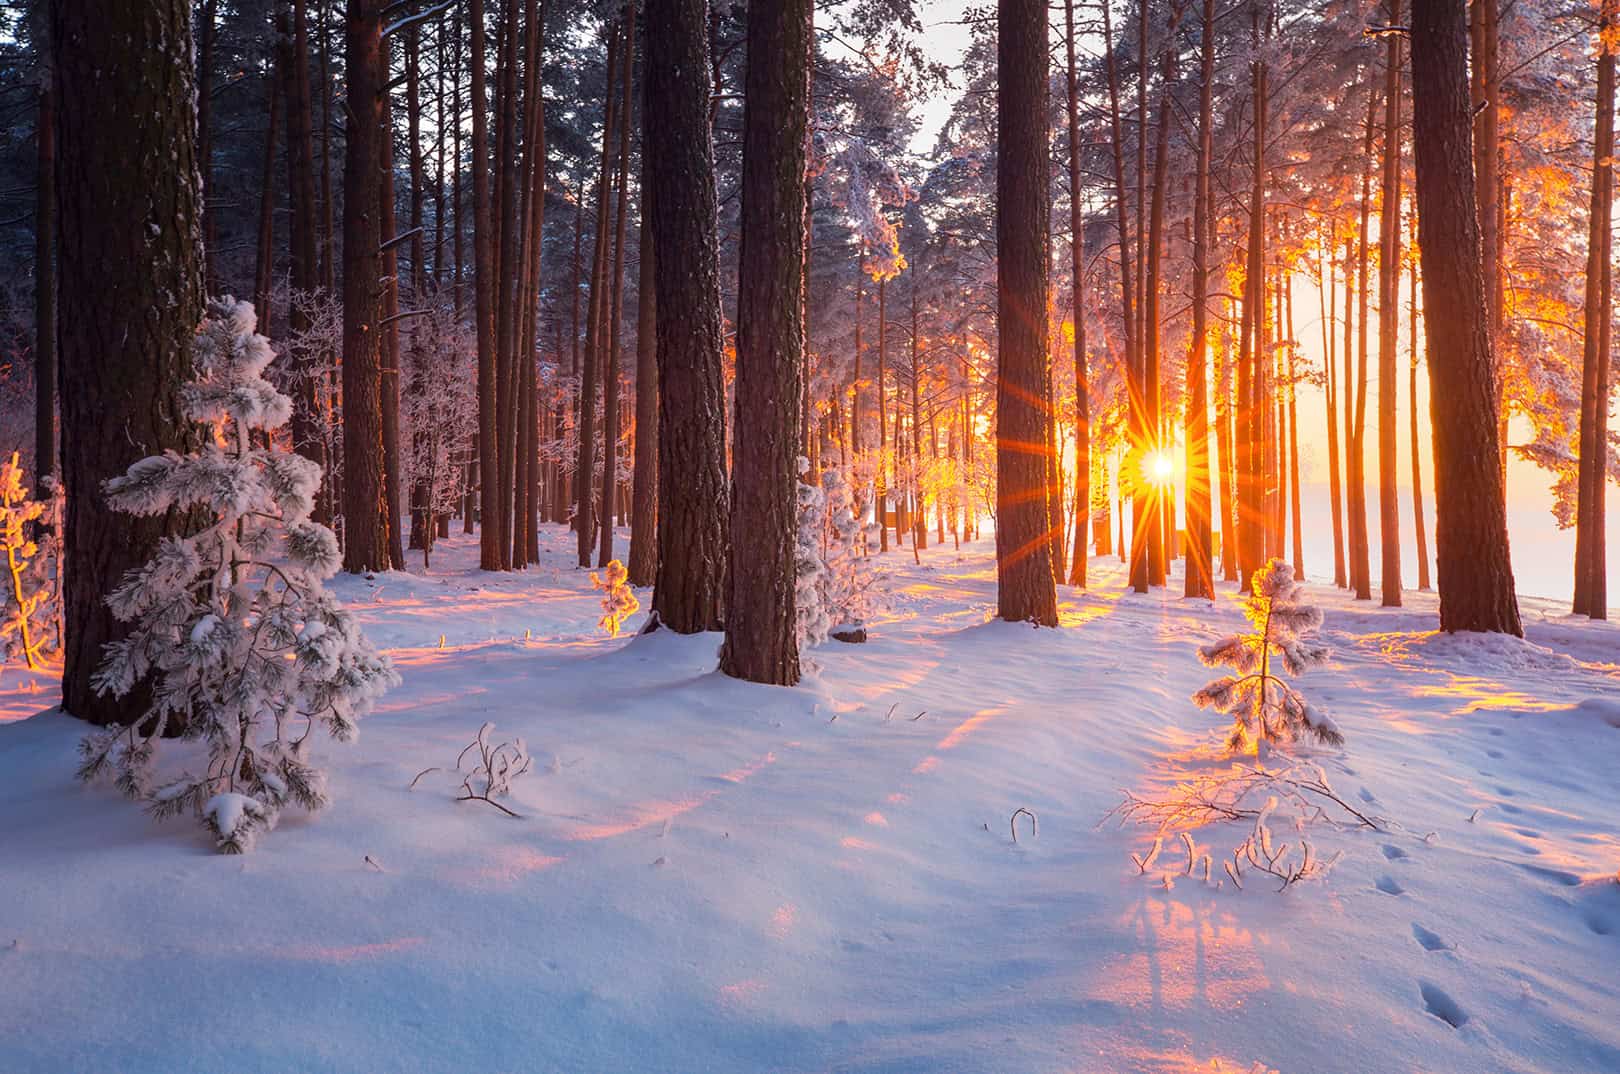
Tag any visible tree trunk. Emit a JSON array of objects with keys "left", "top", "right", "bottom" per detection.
[
  {"left": 1377, "top": 9, "right": 1403, "bottom": 607},
  {"left": 1100, "top": 0, "right": 1142, "bottom": 594},
  {"left": 54, "top": 0, "right": 205, "bottom": 724},
  {"left": 1143, "top": 27, "right": 1177, "bottom": 589},
  {"left": 1320, "top": 232, "right": 1347, "bottom": 587},
  {"left": 1409, "top": 0, "right": 1522, "bottom": 635},
  {"left": 278, "top": 0, "right": 326, "bottom": 504},
  {"left": 1471, "top": 0, "right": 1504, "bottom": 465},
  {"left": 199, "top": 0, "right": 217, "bottom": 292},
  {"left": 721, "top": 0, "right": 808, "bottom": 684},
  {"left": 1182, "top": 0, "right": 1214, "bottom": 599},
  {"left": 340, "top": 0, "right": 392, "bottom": 573},
  {"left": 471, "top": 0, "right": 501, "bottom": 568},
  {"left": 33, "top": 74, "right": 56, "bottom": 497},
  {"left": 1347, "top": 86, "right": 1377, "bottom": 600},
  {"left": 600, "top": 9, "right": 635, "bottom": 569},
  {"left": 646, "top": 0, "right": 730, "bottom": 633},
  {"left": 1063, "top": 0, "right": 1089, "bottom": 588},
  {"left": 1574, "top": 0, "right": 1615, "bottom": 619},
  {"left": 995, "top": 0, "right": 1058, "bottom": 627},
  {"left": 253, "top": 56, "right": 283, "bottom": 331},
  {"left": 576, "top": 27, "right": 619, "bottom": 568},
  {"left": 1410, "top": 241, "right": 1432, "bottom": 590}
]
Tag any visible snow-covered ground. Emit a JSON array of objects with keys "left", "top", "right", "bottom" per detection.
[{"left": 2, "top": 526, "right": 1618, "bottom": 1074}]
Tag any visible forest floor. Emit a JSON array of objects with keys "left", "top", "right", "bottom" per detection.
[{"left": 2, "top": 525, "right": 1619, "bottom": 1074}]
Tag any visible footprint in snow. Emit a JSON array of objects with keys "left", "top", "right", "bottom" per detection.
[
  {"left": 1381, "top": 844, "right": 1408, "bottom": 862},
  {"left": 1376, "top": 875, "right": 1406, "bottom": 896},
  {"left": 1584, "top": 911, "right": 1616, "bottom": 937},
  {"left": 1411, "top": 923, "right": 1450, "bottom": 952},
  {"left": 1486, "top": 749, "right": 1505, "bottom": 759},
  {"left": 1419, "top": 981, "right": 1469, "bottom": 1028},
  {"left": 1357, "top": 787, "right": 1377, "bottom": 804}
]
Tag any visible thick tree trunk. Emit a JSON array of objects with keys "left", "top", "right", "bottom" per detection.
[
  {"left": 380, "top": 89, "right": 406, "bottom": 572},
  {"left": 1409, "top": 0, "right": 1522, "bottom": 635},
  {"left": 340, "top": 0, "right": 392, "bottom": 573},
  {"left": 995, "top": 0, "right": 1058, "bottom": 626},
  {"left": 54, "top": 0, "right": 205, "bottom": 724},
  {"left": 1377, "top": 11, "right": 1403, "bottom": 607},
  {"left": 646, "top": 0, "right": 730, "bottom": 633},
  {"left": 721, "top": 0, "right": 808, "bottom": 684},
  {"left": 1575, "top": 0, "right": 1616, "bottom": 619}
]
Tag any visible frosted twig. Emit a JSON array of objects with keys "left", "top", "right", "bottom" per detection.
[{"left": 1010, "top": 808, "right": 1038, "bottom": 844}]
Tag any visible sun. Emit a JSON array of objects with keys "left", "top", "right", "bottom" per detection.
[{"left": 1143, "top": 449, "right": 1176, "bottom": 486}]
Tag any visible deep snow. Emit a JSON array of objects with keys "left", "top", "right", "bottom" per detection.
[{"left": 2, "top": 526, "right": 1617, "bottom": 1074}]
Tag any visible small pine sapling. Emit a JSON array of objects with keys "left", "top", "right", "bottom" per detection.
[
  {"left": 590, "top": 559, "right": 640, "bottom": 637},
  {"left": 794, "top": 458, "right": 831, "bottom": 650},
  {"left": 820, "top": 467, "right": 884, "bottom": 639},
  {"left": 0, "top": 452, "right": 50, "bottom": 669},
  {"left": 77, "top": 297, "right": 398, "bottom": 853},
  {"left": 1195, "top": 559, "right": 1343, "bottom": 752}
]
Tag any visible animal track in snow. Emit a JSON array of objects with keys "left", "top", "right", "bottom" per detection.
[
  {"left": 1376, "top": 875, "right": 1406, "bottom": 896},
  {"left": 1381, "top": 844, "right": 1408, "bottom": 861},
  {"left": 1357, "top": 787, "right": 1377, "bottom": 804},
  {"left": 1411, "top": 923, "right": 1450, "bottom": 952},
  {"left": 1420, "top": 981, "right": 1469, "bottom": 1028}
]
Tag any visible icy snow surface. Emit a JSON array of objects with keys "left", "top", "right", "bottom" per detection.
[{"left": 1, "top": 526, "right": 1617, "bottom": 1073}]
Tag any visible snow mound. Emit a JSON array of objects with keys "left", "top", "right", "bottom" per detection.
[{"left": 1366, "top": 629, "right": 1586, "bottom": 674}]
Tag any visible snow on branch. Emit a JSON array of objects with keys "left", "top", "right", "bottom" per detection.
[{"left": 76, "top": 297, "right": 398, "bottom": 854}]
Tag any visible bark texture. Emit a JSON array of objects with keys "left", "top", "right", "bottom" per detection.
[
  {"left": 720, "top": 0, "right": 809, "bottom": 684},
  {"left": 646, "top": 0, "right": 730, "bottom": 633},
  {"left": 1409, "top": 0, "right": 1523, "bottom": 635},
  {"left": 994, "top": 0, "right": 1059, "bottom": 627},
  {"left": 54, "top": 0, "right": 205, "bottom": 723}
]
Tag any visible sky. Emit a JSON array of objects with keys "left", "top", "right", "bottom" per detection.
[{"left": 840, "top": 2, "right": 1620, "bottom": 610}]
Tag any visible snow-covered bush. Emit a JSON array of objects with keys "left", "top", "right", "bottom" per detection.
[
  {"left": 76, "top": 297, "right": 398, "bottom": 853},
  {"left": 1195, "top": 559, "right": 1343, "bottom": 753},
  {"left": 0, "top": 451, "right": 54, "bottom": 669},
  {"left": 795, "top": 459, "right": 831, "bottom": 649},
  {"left": 590, "top": 559, "right": 640, "bottom": 637},
  {"left": 820, "top": 467, "right": 884, "bottom": 638}
]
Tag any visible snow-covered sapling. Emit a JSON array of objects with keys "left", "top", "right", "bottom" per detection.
[
  {"left": 590, "top": 559, "right": 639, "bottom": 637},
  {"left": 794, "top": 458, "right": 831, "bottom": 650},
  {"left": 1195, "top": 559, "right": 1343, "bottom": 753},
  {"left": 76, "top": 297, "right": 398, "bottom": 853},
  {"left": 0, "top": 452, "right": 51, "bottom": 669},
  {"left": 820, "top": 467, "right": 884, "bottom": 640}
]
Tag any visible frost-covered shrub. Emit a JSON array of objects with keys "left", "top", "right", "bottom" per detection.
[
  {"left": 0, "top": 452, "right": 55, "bottom": 669},
  {"left": 820, "top": 467, "right": 884, "bottom": 636},
  {"left": 795, "top": 459, "right": 831, "bottom": 649},
  {"left": 590, "top": 559, "right": 640, "bottom": 637},
  {"left": 76, "top": 297, "right": 398, "bottom": 853},
  {"left": 1195, "top": 559, "right": 1343, "bottom": 753}
]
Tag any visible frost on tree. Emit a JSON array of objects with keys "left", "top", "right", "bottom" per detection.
[
  {"left": 795, "top": 459, "right": 831, "bottom": 650},
  {"left": 0, "top": 452, "right": 57, "bottom": 669},
  {"left": 590, "top": 559, "right": 640, "bottom": 638},
  {"left": 1195, "top": 559, "right": 1344, "bottom": 752},
  {"left": 819, "top": 467, "right": 884, "bottom": 642},
  {"left": 76, "top": 298, "right": 398, "bottom": 853}
]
